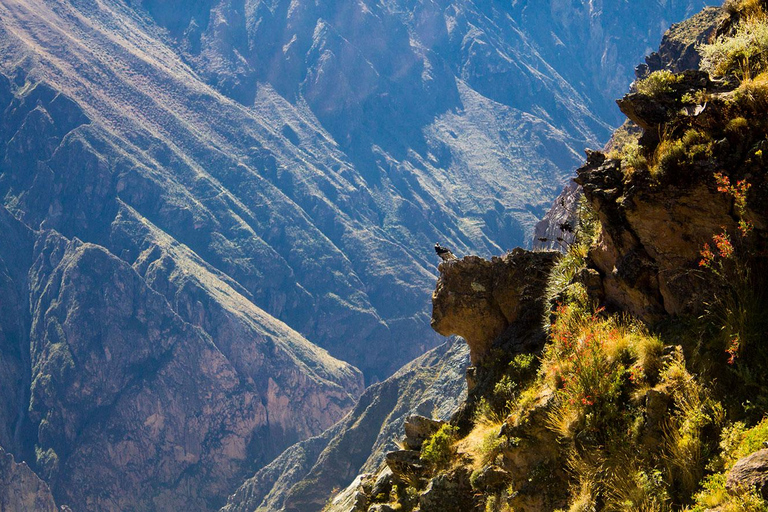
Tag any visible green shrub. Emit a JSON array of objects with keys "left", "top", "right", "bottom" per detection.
[
  {"left": 734, "top": 72, "right": 768, "bottom": 111},
  {"left": 726, "top": 116, "right": 751, "bottom": 133},
  {"left": 636, "top": 70, "right": 684, "bottom": 96},
  {"left": 700, "top": 17, "right": 768, "bottom": 80},
  {"left": 691, "top": 473, "right": 768, "bottom": 511},
  {"left": 478, "top": 429, "right": 504, "bottom": 466},
  {"left": 661, "top": 355, "right": 725, "bottom": 498},
  {"left": 421, "top": 424, "right": 459, "bottom": 470},
  {"left": 649, "top": 129, "right": 713, "bottom": 178},
  {"left": 620, "top": 140, "right": 649, "bottom": 174},
  {"left": 606, "top": 468, "right": 671, "bottom": 512}
]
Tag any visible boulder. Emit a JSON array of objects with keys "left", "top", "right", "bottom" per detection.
[
  {"left": 617, "top": 70, "right": 713, "bottom": 130},
  {"left": 370, "top": 468, "right": 394, "bottom": 501},
  {"left": 726, "top": 449, "right": 768, "bottom": 499},
  {"left": 385, "top": 450, "right": 429, "bottom": 483},
  {"left": 471, "top": 465, "right": 510, "bottom": 490},
  {"left": 419, "top": 468, "right": 475, "bottom": 512},
  {"left": 403, "top": 416, "right": 445, "bottom": 451}
]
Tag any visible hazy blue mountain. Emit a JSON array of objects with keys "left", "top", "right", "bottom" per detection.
[
  {"left": 0, "top": 0, "right": 716, "bottom": 509},
  {"left": 133, "top": 0, "right": 716, "bottom": 378}
]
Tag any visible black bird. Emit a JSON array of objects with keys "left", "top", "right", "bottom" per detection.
[{"left": 434, "top": 242, "right": 457, "bottom": 262}]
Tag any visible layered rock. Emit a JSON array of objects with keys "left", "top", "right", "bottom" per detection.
[
  {"left": 0, "top": 213, "right": 363, "bottom": 511},
  {"left": 637, "top": 7, "right": 726, "bottom": 78},
  {"left": 577, "top": 86, "right": 768, "bottom": 322}
]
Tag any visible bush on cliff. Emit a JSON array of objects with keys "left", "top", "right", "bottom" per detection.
[
  {"left": 701, "top": 14, "right": 768, "bottom": 80},
  {"left": 421, "top": 424, "right": 459, "bottom": 471},
  {"left": 636, "top": 70, "right": 686, "bottom": 96}
]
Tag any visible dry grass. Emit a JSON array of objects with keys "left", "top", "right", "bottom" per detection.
[
  {"left": 457, "top": 420, "right": 505, "bottom": 471},
  {"left": 734, "top": 71, "right": 768, "bottom": 110},
  {"left": 725, "top": 0, "right": 768, "bottom": 20},
  {"left": 701, "top": 16, "right": 768, "bottom": 80}
]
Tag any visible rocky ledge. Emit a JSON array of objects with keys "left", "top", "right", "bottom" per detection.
[
  {"left": 0, "top": 445, "right": 62, "bottom": 512},
  {"left": 431, "top": 249, "right": 559, "bottom": 365}
]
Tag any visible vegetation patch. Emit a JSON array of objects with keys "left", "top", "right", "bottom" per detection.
[
  {"left": 701, "top": 14, "right": 768, "bottom": 80},
  {"left": 636, "top": 70, "right": 685, "bottom": 97},
  {"left": 421, "top": 424, "right": 460, "bottom": 471}
]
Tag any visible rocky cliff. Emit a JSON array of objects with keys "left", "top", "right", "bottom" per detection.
[
  {"left": 222, "top": 339, "right": 469, "bottom": 512},
  {"left": 431, "top": 250, "right": 558, "bottom": 365},
  {"left": 0, "top": 446, "right": 61, "bottom": 512},
  {"left": 327, "top": 3, "right": 768, "bottom": 511},
  {"left": 0, "top": 0, "right": 723, "bottom": 510},
  {"left": 0, "top": 201, "right": 362, "bottom": 510}
]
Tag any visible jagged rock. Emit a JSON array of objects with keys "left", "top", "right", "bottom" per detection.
[
  {"left": 636, "top": 7, "right": 726, "bottom": 78},
  {"left": 353, "top": 490, "right": 369, "bottom": 512},
  {"left": 533, "top": 180, "right": 581, "bottom": 251},
  {"left": 497, "top": 388, "right": 568, "bottom": 511},
  {"left": 726, "top": 449, "right": 768, "bottom": 499},
  {"left": 0, "top": 445, "right": 59, "bottom": 512},
  {"left": 223, "top": 340, "right": 469, "bottom": 512},
  {"left": 403, "top": 416, "right": 445, "bottom": 451},
  {"left": 419, "top": 468, "right": 475, "bottom": 512},
  {"left": 575, "top": 146, "right": 742, "bottom": 321},
  {"left": 645, "top": 389, "right": 672, "bottom": 431},
  {"left": 385, "top": 450, "right": 429, "bottom": 483},
  {"left": 369, "top": 468, "right": 394, "bottom": 502},
  {"left": 431, "top": 249, "right": 559, "bottom": 364},
  {"left": 368, "top": 504, "right": 396, "bottom": 512},
  {"left": 577, "top": 267, "right": 605, "bottom": 301},
  {"left": 618, "top": 70, "right": 713, "bottom": 131},
  {"left": 470, "top": 465, "right": 510, "bottom": 490},
  {"left": 640, "top": 388, "right": 672, "bottom": 450}
]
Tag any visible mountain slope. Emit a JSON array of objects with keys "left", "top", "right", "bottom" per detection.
[
  {"left": 0, "top": 0, "right": 718, "bottom": 510},
  {"left": 222, "top": 339, "right": 469, "bottom": 512},
  {"left": 0, "top": 198, "right": 362, "bottom": 510},
  {"left": 0, "top": 75, "right": 362, "bottom": 510},
  {"left": 0, "top": 0, "right": 716, "bottom": 381}
]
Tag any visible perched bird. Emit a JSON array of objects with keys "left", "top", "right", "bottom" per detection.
[{"left": 434, "top": 242, "right": 457, "bottom": 262}]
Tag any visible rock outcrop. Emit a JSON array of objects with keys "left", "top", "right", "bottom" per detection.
[
  {"left": 637, "top": 7, "right": 726, "bottom": 78},
  {"left": 431, "top": 250, "right": 559, "bottom": 364},
  {"left": 294, "top": 5, "right": 768, "bottom": 512},
  {"left": 577, "top": 77, "right": 768, "bottom": 322},
  {"left": 727, "top": 449, "right": 768, "bottom": 499},
  {"left": 0, "top": 445, "right": 60, "bottom": 512},
  {"left": 0, "top": 0, "right": 724, "bottom": 509}
]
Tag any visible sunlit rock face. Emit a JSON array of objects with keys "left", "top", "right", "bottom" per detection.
[{"left": 431, "top": 250, "right": 558, "bottom": 364}]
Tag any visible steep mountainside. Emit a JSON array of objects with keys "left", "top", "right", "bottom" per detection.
[
  {"left": 0, "top": 0, "right": 713, "bottom": 382},
  {"left": 222, "top": 340, "right": 469, "bottom": 512},
  {"left": 0, "top": 0, "right": 718, "bottom": 510},
  {"left": 0, "top": 199, "right": 361, "bottom": 510},
  {"left": 331, "top": 3, "right": 768, "bottom": 511}
]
